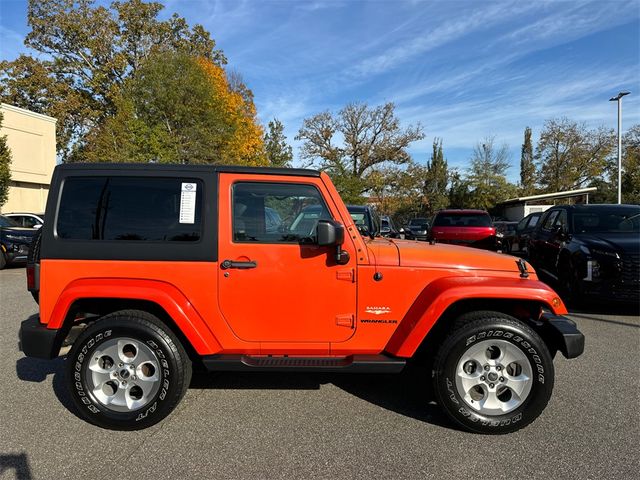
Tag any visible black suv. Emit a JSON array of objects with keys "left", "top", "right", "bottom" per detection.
[
  {"left": 0, "top": 215, "right": 39, "bottom": 269},
  {"left": 528, "top": 204, "right": 640, "bottom": 302},
  {"left": 404, "top": 217, "right": 430, "bottom": 241},
  {"left": 347, "top": 205, "right": 380, "bottom": 238}
]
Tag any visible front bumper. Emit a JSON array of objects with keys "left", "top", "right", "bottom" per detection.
[
  {"left": 2, "top": 241, "right": 32, "bottom": 264},
  {"left": 540, "top": 313, "right": 585, "bottom": 359},
  {"left": 19, "top": 315, "right": 67, "bottom": 359}
]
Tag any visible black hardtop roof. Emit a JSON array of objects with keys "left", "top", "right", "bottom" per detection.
[
  {"left": 54, "top": 163, "right": 321, "bottom": 178},
  {"left": 551, "top": 204, "right": 640, "bottom": 210}
]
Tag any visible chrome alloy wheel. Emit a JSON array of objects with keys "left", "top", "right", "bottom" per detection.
[
  {"left": 83, "top": 337, "right": 162, "bottom": 412},
  {"left": 455, "top": 339, "right": 533, "bottom": 415}
]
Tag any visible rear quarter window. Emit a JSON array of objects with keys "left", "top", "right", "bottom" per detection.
[{"left": 56, "top": 177, "right": 203, "bottom": 242}]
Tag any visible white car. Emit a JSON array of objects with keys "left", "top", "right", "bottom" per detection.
[{"left": 3, "top": 213, "right": 44, "bottom": 229}]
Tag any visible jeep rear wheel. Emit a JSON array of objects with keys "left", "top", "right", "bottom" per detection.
[
  {"left": 67, "top": 310, "right": 192, "bottom": 430},
  {"left": 433, "top": 311, "right": 554, "bottom": 434}
]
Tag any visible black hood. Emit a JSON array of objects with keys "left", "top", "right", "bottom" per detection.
[{"left": 574, "top": 233, "right": 640, "bottom": 256}]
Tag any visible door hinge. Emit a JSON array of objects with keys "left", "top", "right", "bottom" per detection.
[
  {"left": 336, "top": 314, "right": 354, "bottom": 328},
  {"left": 336, "top": 269, "right": 354, "bottom": 282}
]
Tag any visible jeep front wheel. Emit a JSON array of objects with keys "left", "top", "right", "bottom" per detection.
[
  {"left": 433, "top": 311, "right": 554, "bottom": 434},
  {"left": 67, "top": 310, "right": 192, "bottom": 430}
]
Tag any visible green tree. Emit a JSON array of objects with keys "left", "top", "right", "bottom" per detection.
[
  {"left": 423, "top": 138, "right": 449, "bottom": 213},
  {"left": 0, "top": 112, "right": 12, "bottom": 208},
  {"left": 0, "top": 0, "right": 225, "bottom": 161},
  {"left": 448, "top": 170, "right": 472, "bottom": 208},
  {"left": 519, "top": 126, "right": 536, "bottom": 196},
  {"left": 264, "top": 119, "right": 293, "bottom": 167},
  {"left": 620, "top": 124, "right": 640, "bottom": 204},
  {"left": 536, "top": 118, "right": 614, "bottom": 192},
  {"left": 465, "top": 137, "right": 517, "bottom": 210},
  {"left": 82, "top": 51, "right": 265, "bottom": 165},
  {"left": 296, "top": 102, "right": 424, "bottom": 203},
  {"left": 367, "top": 162, "right": 427, "bottom": 219}
]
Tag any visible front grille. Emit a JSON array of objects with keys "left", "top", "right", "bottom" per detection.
[{"left": 621, "top": 253, "right": 640, "bottom": 285}]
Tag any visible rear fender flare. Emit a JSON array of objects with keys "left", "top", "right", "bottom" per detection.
[
  {"left": 46, "top": 278, "right": 221, "bottom": 355},
  {"left": 385, "top": 276, "right": 567, "bottom": 357}
]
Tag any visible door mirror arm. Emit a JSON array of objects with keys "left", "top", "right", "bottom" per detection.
[{"left": 316, "top": 219, "right": 350, "bottom": 264}]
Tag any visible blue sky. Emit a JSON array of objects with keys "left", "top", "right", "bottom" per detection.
[{"left": 1, "top": 0, "right": 639, "bottom": 180}]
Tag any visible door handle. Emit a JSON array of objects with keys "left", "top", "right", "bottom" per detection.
[{"left": 221, "top": 259, "right": 258, "bottom": 270}]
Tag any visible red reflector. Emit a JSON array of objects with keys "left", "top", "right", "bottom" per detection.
[{"left": 26, "top": 265, "right": 35, "bottom": 290}]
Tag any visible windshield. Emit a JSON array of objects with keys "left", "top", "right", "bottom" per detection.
[
  {"left": 0, "top": 215, "right": 19, "bottom": 227},
  {"left": 433, "top": 213, "right": 492, "bottom": 227},
  {"left": 350, "top": 213, "right": 366, "bottom": 225},
  {"left": 573, "top": 208, "right": 640, "bottom": 233},
  {"left": 409, "top": 218, "right": 428, "bottom": 226}
]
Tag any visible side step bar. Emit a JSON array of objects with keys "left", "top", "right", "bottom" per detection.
[{"left": 202, "top": 354, "right": 406, "bottom": 373}]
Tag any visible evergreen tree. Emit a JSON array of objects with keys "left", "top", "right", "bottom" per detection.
[
  {"left": 519, "top": 127, "right": 536, "bottom": 195},
  {"left": 466, "top": 137, "right": 517, "bottom": 210},
  {"left": 264, "top": 119, "right": 293, "bottom": 167},
  {"left": 0, "top": 112, "right": 11, "bottom": 208},
  {"left": 424, "top": 138, "right": 449, "bottom": 213}
]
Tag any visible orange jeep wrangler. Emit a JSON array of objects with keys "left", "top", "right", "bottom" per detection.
[{"left": 19, "top": 164, "right": 583, "bottom": 433}]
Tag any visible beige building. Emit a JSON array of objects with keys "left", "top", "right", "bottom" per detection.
[{"left": 0, "top": 103, "right": 57, "bottom": 214}]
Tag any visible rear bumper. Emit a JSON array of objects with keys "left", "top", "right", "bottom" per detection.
[
  {"left": 18, "top": 315, "right": 66, "bottom": 359},
  {"left": 541, "top": 313, "right": 585, "bottom": 359}
]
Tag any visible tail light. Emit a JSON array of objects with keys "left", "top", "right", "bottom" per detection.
[{"left": 26, "top": 264, "right": 37, "bottom": 291}]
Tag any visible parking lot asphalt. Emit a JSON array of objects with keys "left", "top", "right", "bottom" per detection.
[{"left": 1, "top": 266, "right": 639, "bottom": 480}]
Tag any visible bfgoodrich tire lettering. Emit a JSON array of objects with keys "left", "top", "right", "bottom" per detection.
[
  {"left": 67, "top": 310, "right": 192, "bottom": 430},
  {"left": 433, "top": 311, "right": 554, "bottom": 434}
]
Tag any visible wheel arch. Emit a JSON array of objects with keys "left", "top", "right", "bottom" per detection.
[
  {"left": 384, "top": 276, "right": 567, "bottom": 358},
  {"left": 45, "top": 278, "right": 222, "bottom": 358}
]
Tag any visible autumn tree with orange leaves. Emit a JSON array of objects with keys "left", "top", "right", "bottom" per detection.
[{"left": 83, "top": 51, "right": 266, "bottom": 165}]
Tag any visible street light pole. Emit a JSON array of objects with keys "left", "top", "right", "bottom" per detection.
[{"left": 609, "top": 91, "right": 630, "bottom": 204}]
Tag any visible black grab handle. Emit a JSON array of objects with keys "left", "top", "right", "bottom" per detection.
[{"left": 221, "top": 259, "right": 258, "bottom": 270}]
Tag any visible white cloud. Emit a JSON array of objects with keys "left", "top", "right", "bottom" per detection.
[{"left": 347, "top": 1, "right": 537, "bottom": 78}]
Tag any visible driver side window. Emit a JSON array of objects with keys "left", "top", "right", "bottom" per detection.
[{"left": 232, "top": 182, "right": 332, "bottom": 243}]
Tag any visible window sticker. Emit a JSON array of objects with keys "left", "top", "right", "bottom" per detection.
[{"left": 179, "top": 182, "right": 197, "bottom": 224}]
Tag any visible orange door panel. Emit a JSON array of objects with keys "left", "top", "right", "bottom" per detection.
[{"left": 216, "top": 173, "right": 357, "bottom": 344}]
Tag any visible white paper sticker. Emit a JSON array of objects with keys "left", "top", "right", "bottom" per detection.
[{"left": 179, "top": 182, "right": 197, "bottom": 224}]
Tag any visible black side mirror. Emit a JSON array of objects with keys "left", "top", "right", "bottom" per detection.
[
  {"left": 555, "top": 225, "right": 569, "bottom": 239},
  {"left": 316, "top": 219, "right": 349, "bottom": 265},
  {"left": 317, "top": 219, "right": 344, "bottom": 247}
]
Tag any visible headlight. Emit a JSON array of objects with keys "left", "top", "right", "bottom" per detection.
[{"left": 5, "top": 234, "right": 30, "bottom": 242}]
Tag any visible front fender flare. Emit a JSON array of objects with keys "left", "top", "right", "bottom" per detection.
[
  {"left": 385, "top": 276, "right": 567, "bottom": 358},
  {"left": 46, "top": 278, "right": 222, "bottom": 355}
]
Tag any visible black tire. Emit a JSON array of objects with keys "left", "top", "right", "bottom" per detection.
[
  {"left": 558, "top": 258, "right": 581, "bottom": 305},
  {"left": 66, "top": 309, "right": 192, "bottom": 430},
  {"left": 0, "top": 251, "right": 6, "bottom": 270},
  {"left": 433, "top": 311, "right": 554, "bottom": 434}
]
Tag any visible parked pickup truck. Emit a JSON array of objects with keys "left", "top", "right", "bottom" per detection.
[{"left": 19, "top": 164, "right": 584, "bottom": 433}]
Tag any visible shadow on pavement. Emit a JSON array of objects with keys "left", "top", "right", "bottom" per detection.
[
  {"left": 16, "top": 355, "right": 458, "bottom": 431},
  {"left": 0, "top": 453, "right": 32, "bottom": 480},
  {"left": 15, "top": 356, "right": 81, "bottom": 421},
  {"left": 191, "top": 366, "right": 459, "bottom": 432},
  {"left": 567, "top": 313, "right": 639, "bottom": 328}
]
